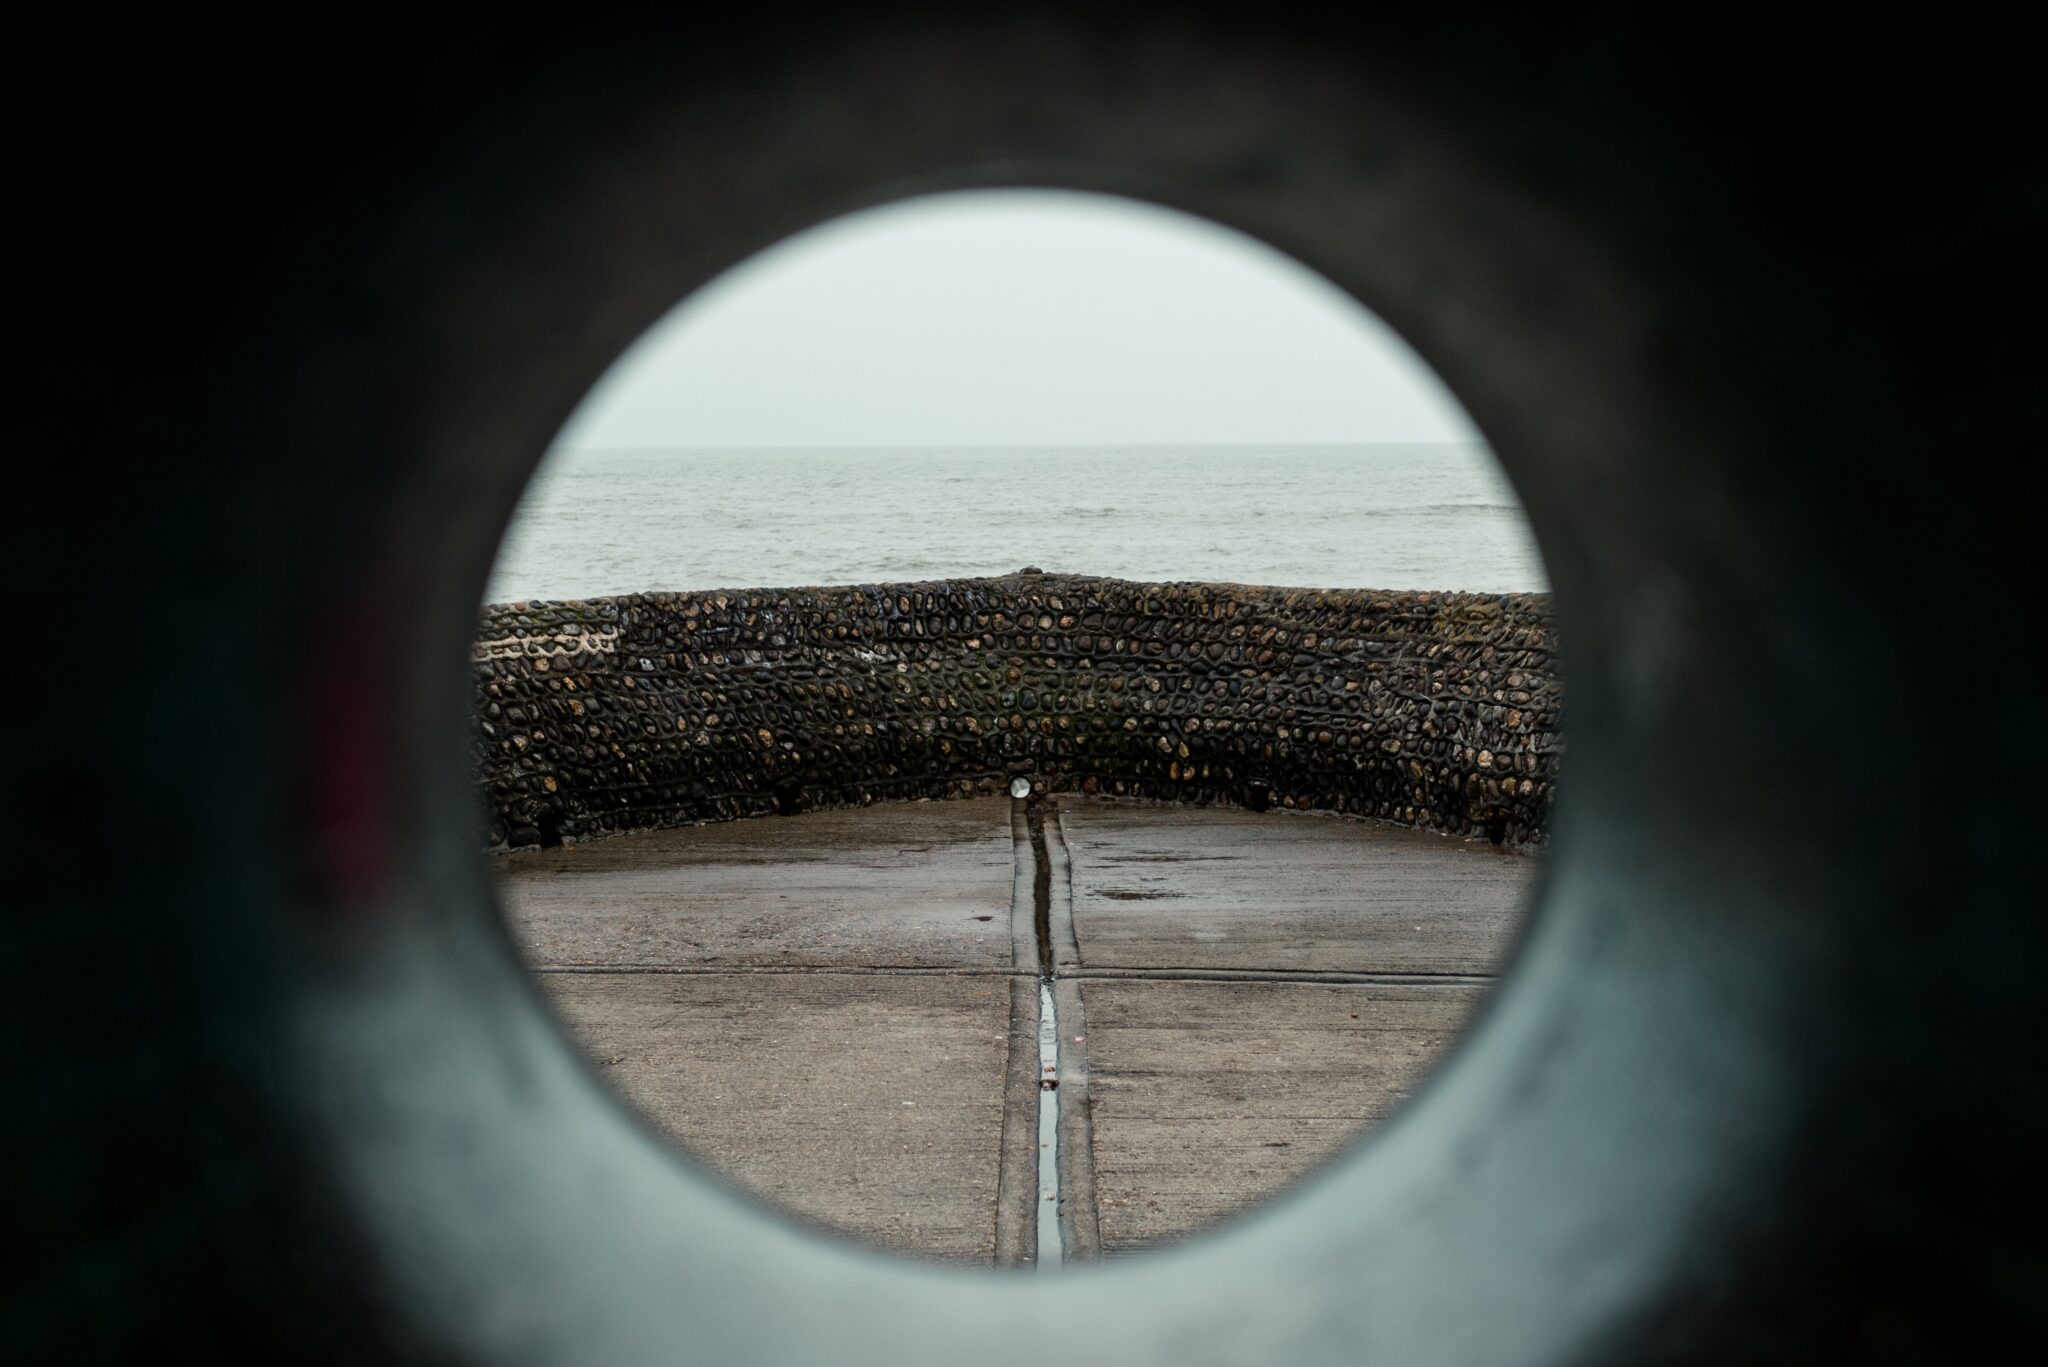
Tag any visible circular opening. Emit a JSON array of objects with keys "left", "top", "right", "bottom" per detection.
[
  {"left": 44, "top": 15, "right": 2012, "bottom": 1363},
  {"left": 476, "top": 189, "right": 1557, "bottom": 1267}
]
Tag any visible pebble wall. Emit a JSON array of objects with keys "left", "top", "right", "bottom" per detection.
[{"left": 472, "top": 572, "right": 1561, "bottom": 850}]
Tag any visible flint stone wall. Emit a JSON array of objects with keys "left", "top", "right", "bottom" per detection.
[{"left": 472, "top": 572, "right": 1561, "bottom": 850}]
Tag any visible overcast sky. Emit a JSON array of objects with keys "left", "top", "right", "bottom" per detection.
[{"left": 554, "top": 189, "right": 1482, "bottom": 450}]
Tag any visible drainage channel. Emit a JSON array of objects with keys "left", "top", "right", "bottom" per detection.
[
  {"left": 1023, "top": 794, "right": 1064, "bottom": 1270},
  {"left": 1035, "top": 979, "right": 1062, "bottom": 1269},
  {"left": 999, "top": 786, "right": 1100, "bottom": 1271}
]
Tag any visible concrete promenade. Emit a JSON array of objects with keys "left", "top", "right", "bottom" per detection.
[{"left": 495, "top": 796, "right": 1534, "bottom": 1265}]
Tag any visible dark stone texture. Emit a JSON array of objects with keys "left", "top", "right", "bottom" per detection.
[{"left": 472, "top": 574, "right": 1561, "bottom": 850}]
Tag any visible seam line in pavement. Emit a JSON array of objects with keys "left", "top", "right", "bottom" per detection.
[
  {"left": 529, "top": 963, "right": 1018, "bottom": 977},
  {"left": 995, "top": 797, "right": 1044, "bottom": 1269},
  {"left": 1070, "top": 968, "right": 1498, "bottom": 986},
  {"left": 1022, "top": 796, "right": 1067, "bottom": 1269},
  {"left": 527, "top": 964, "right": 1497, "bottom": 985},
  {"left": 1048, "top": 803, "right": 1102, "bottom": 1263},
  {"left": 994, "top": 974, "right": 1041, "bottom": 1270}
]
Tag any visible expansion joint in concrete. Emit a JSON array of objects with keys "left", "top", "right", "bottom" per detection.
[
  {"left": 1064, "top": 968, "right": 1499, "bottom": 987},
  {"left": 996, "top": 797, "right": 1046, "bottom": 1268},
  {"left": 528, "top": 964, "right": 1495, "bottom": 986},
  {"left": 995, "top": 796, "right": 1102, "bottom": 1268},
  {"left": 1048, "top": 803, "right": 1101, "bottom": 1263}
]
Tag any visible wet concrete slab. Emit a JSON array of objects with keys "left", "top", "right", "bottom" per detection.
[
  {"left": 499, "top": 798, "right": 1023, "bottom": 1264},
  {"left": 498, "top": 797, "right": 1014, "bottom": 970},
  {"left": 1055, "top": 798, "right": 1535, "bottom": 1251},
  {"left": 1057, "top": 799, "right": 1532, "bottom": 976},
  {"left": 1077, "top": 979, "right": 1488, "bottom": 1254},
  {"left": 493, "top": 795, "right": 1538, "bottom": 1265},
  {"left": 537, "top": 970, "right": 1011, "bottom": 1263}
]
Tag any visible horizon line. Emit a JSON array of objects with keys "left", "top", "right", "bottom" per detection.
[{"left": 551, "top": 439, "right": 1490, "bottom": 454}]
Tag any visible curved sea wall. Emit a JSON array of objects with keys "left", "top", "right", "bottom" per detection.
[{"left": 472, "top": 572, "right": 1561, "bottom": 850}]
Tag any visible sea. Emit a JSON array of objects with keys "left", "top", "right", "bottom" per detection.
[{"left": 484, "top": 444, "right": 1548, "bottom": 604}]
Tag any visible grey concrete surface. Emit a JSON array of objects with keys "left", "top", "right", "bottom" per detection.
[
  {"left": 1058, "top": 800, "right": 1531, "bottom": 976},
  {"left": 1077, "top": 979, "right": 1489, "bottom": 1253},
  {"left": 499, "top": 799, "right": 1022, "bottom": 1264},
  {"left": 500, "top": 798, "right": 1014, "bottom": 970},
  {"left": 492, "top": 795, "right": 1537, "bottom": 1265},
  {"left": 538, "top": 970, "right": 1010, "bottom": 1262},
  {"left": 1054, "top": 798, "right": 1533, "bottom": 1252}
]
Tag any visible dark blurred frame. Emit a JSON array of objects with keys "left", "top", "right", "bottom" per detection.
[{"left": 8, "top": 8, "right": 2042, "bottom": 1363}]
